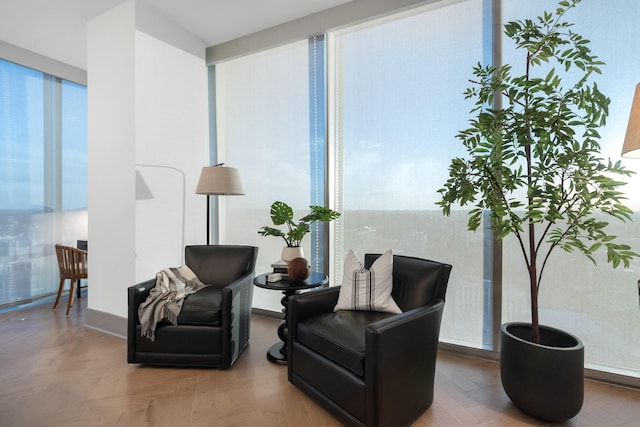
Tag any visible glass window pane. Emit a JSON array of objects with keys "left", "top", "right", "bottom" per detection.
[
  {"left": 61, "top": 80, "right": 88, "bottom": 253},
  {"left": 216, "top": 41, "right": 316, "bottom": 310},
  {"left": 501, "top": 0, "right": 640, "bottom": 377},
  {"left": 0, "top": 59, "right": 87, "bottom": 307},
  {"left": 62, "top": 80, "right": 87, "bottom": 212},
  {"left": 0, "top": 60, "right": 47, "bottom": 305},
  {"left": 330, "top": 0, "right": 486, "bottom": 347}
]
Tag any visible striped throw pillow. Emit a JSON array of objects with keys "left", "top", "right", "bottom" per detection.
[{"left": 334, "top": 249, "right": 401, "bottom": 314}]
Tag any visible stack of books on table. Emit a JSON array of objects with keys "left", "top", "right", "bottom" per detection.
[{"left": 271, "top": 260, "right": 288, "bottom": 274}]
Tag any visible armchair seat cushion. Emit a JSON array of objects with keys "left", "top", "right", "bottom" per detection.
[
  {"left": 297, "top": 310, "right": 394, "bottom": 376},
  {"left": 176, "top": 286, "right": 223, "bottom": 326}
]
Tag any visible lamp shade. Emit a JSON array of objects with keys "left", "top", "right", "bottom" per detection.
[
  {"left": 195, "top": 165, "right": 244, "bottom": 195},
  {"left": 622, "top": 83, "right": 640, "bottom": 158}
]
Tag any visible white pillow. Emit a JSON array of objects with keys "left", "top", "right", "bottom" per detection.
[{"left": 334, "top": 249, "right": 401, "bottom": 314}]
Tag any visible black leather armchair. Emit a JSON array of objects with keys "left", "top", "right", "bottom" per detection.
[
  {"left": 288, "top": 254, "right": 452, "bottom": 427},
  {"left": 128, "top": 245, "right": 258, "bottom": 368}
]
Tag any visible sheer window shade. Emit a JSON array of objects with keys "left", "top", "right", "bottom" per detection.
[
  {"left": 329, "top": 0, "right": 486, "bottom": 347},
  {"left": 0, "top": 59, "right": 87, "bottom": 307},
  {"left": 215, "top": 39, "right": 327, "bottom": 312}
]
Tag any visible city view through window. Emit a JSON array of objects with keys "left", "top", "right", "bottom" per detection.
[{"left": 0, "top": 59, "right": 87, "bottom": 307}]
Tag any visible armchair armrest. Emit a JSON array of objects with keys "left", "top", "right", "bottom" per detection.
[
  {"left": 128, "top": 279, "right": 155, "bottom": 325},
  {"left": 365, "top": 299, "right": 445, "bottom": 427},
  {"left": 289, "top": 286, "right": 340, "bottom": 323},
  {"left": 221, "top": 270, "right": 254, "bottom": 303},
  {"left": 220, "top": 270, "right": 255, "bottom": 365},
  {"left": 127, "top": 278, "right": 155, "bottom": 363}
]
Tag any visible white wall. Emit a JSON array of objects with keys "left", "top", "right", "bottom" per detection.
[
  {"left": 134, "top": 31, "right": 208, "bottom": 281},
  {"left": 87, "top": 0, "right": 207, "bottom": 334},
  {"left": 87, "top": 1, "right": 137, "bottom": 325}
]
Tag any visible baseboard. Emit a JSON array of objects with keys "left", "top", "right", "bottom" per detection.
[
  {"left": 439, "top": 341, "right": 500, "bottom": 361},
  {"left": 439, "top": 341, "right": 640, "bottom": 390},
  {"left": 584, "top": 367, "right": 640, "bottom": 390},
  {"left": 252, "top": 307, "right": 283, "bottom": 319},
  {"left": 85, "top": 308, "right": 127, "bottom": 339},
  {"left": 84, "top": 308, "right": 279, "bottom": 340}
]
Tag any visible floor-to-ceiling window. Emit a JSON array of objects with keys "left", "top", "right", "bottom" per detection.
[
  {"left": 215, "top": 38, "right": 327, "bottom": 310},
  {"left": 501, "top": 0, "right": 640, "bottom": 378},
  {"left": 214, "top": 0, "right": 640, "bottom": 381},
  {"left": 0, "top": 59, "right": 87, "bottom": 307},
  {"left": 329, "top": 0, "right": 487, "bottom": 348}
]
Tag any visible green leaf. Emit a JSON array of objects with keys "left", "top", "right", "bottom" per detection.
[
  {"left": 437, "top": 0, "right": 638, "bottom": 321},
  {"left": 269, "top": 201, "right": 294, "bottom": 225},
  {"left": 260, "top": 201, "right": 341, "bottom": 247}
]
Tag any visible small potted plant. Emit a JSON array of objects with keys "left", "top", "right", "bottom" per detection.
[
  {"left": 258, "top": 201, "right": 341, "bottom": 261},
  {"left": 437, "top": 0, "right": 637, "bottom": 421}
]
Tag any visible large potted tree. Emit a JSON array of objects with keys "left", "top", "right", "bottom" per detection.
[{"left": 437, "top": 0, "right": 637, "bottom": 422}]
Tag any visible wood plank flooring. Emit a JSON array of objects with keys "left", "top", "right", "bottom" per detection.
[{"left": 1, "top": 295, "right": 640, "bottom": 426}]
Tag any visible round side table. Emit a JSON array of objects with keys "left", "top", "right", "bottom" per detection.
[{"left": 253, "top": 271, "right": 329, "bottom": 365}]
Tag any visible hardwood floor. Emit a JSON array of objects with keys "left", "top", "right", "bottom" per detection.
[{"left": 1, "top": 295, "right": 640, "bottom": 427}]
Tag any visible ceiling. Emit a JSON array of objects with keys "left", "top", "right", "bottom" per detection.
[{"left": 0, "top": 0, "right": 352, "bottom": 70}]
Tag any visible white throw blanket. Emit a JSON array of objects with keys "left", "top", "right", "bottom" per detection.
[{"left": 138, "top": 265, "right": 209, "bottom": 341}]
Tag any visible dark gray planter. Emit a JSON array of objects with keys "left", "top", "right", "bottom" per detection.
[{"left": 500, "top": 322, "right": 584, "bottom": 422}]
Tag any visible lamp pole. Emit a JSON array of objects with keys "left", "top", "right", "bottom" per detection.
[{"left": 195, "top": 163, "right": 245, "bottom": 245}]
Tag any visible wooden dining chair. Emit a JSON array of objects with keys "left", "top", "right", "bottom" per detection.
[{"left": 53, "top": 244, "right": 88, "bottom": 316}]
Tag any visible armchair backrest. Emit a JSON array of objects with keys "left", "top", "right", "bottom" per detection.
[
  {"left": 185, "top": 245, "right": 258, "bottom": 287},
  {"left": 55, "top": 244, "right": 88, "bottom": 280},
  {"left": 364, "top": 253, "right": 452, "bottom": 312}
]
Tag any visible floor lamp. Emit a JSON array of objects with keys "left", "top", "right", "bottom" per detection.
[{"left": 195, "top": 164, "right": 244, "bottom": 245}]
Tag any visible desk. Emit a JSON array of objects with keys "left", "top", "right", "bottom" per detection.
[{"left": 254, "top": 272, "right": 328, "bottom": 365}]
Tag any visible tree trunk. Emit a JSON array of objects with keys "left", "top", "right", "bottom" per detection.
[{"left": 529, "top": 263, "right": 540, "bottom": 343}]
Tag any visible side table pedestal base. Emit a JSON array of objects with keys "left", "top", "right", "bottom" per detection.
[
  {"left": 253, "top": 271, "right": 329, "bottom": 366},
  {"left": 266, "top": 343, "right": 287, "bottom": 365}
]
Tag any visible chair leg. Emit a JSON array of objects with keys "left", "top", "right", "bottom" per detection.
[
  {"left": 66, "top": 279, "right": 76, "bottom": 316},
  {"left": 53, "top": 278, "right": 65, "bottom": 310}
]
